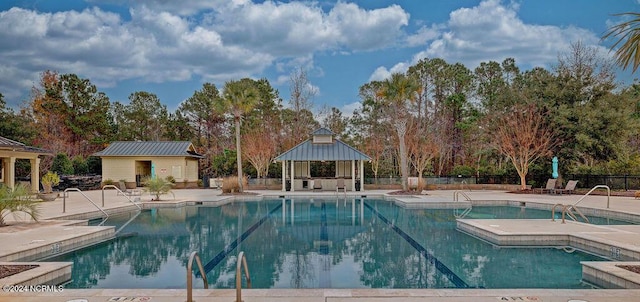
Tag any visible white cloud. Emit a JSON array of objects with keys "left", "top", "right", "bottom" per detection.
[
  {"left": 368, "top": 62, "right": 411, "bottom": 82},
  {"left": 406, "top": 25, "right": 441, "bottom": 47},
  {"left": 0, "top": 1, "right": 410, "bottom": 107},
  {"left": 340, "top": 101, "right": 362, "bottom": 117},
  {"left": 369, "top": 0, "right": 607, "bottom": 82}
]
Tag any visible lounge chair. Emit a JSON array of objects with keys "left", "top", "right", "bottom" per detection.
[
  {"left": 118, "top": 180, "right": 141, "bottom": 196},
  {"left": 336, "top": 178, "right": 346, "bottom": 193},
  {"left": 313, "top": 179, "right": 322, "bottom": 191},
  {"left": 533, "top": 178, "right": 557, "bottom": 194},
  {"left": 554, "top": 180, "right": 578, "bottom": 195}
]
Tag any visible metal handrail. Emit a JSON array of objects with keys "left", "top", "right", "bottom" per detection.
[
  {"left": 566, "top": 205, "right": 590, "bottom": 223},
  {"left": 573, "top": 185, "right": 611, "bottom": 208},
  {"left": 551, "top": 203, "right": 564, "bottom": 221},
  {"left": 187, "top": 251, "right": 208, "bottom": 302},
  {"left": 101, "top": 185, "right": 142, "bottom": 210},
  {"left": 236, "top": 251, "right": 252, "bottom": 302},
  {"left": 454, "top": 206, "right": 473, "bottom": 219},
  {"left": 453, "top": 190, "right": 471, "bottom": 202},
  {"left": 552, "top": 203, "right": 590, "bottom": 224},
  {"left": 62, "top": 188, "right": 109, "bottom": 218}
]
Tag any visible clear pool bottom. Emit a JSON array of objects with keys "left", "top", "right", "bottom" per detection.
[{"left": 54, "top": 199, "right": 606, "bottom": 289}]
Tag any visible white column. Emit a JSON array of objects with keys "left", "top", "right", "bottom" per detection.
[
  {"left": 30, "top": 157, "right": 40, "bottom": 193},
  {"left": 7, "top": 157, "right": 15, "bottom": 189},
  {"left": 351, "top": 160, "right": 356, "bottom": 192},
  {"left": 281, "top": 160, "right": 286, "bottom": 191},
  {"left": 290, "top": 160, "right": 295, "bottom": 192},
  {"left": 359, "top": 160, "right": 364, "bottom": 192}
]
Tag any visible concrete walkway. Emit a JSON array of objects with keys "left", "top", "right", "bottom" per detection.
[{"left": 2, "top": 188, "right": 640, "bottom": 301}]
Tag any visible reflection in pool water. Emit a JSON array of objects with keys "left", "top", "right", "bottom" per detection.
[{"left": 54, "top": 199, "right": 607, "bottom": 289}]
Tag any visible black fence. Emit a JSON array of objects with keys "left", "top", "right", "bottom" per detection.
[{"left": 364, "top": 174, "right": 640, "bottom": 191}]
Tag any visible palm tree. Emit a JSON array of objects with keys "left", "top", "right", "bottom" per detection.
[
  {"left": 377, "top": 73, "right": 418, "bottom": 191},
  {"left": 0, "top": 183, "right": 40, "bottom": 226},
  {"left": 603, "top": 12, "right": 640, "bottom": 73},
  {"left": 221, "top": 79, "right": 259, "bottom": 192}
]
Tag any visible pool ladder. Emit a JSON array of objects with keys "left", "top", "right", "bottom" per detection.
[
  {"left": 186, "top": 251, "right": 251, "bottom": 302},
  {"left": 551, "top": 203, "right": 589, "bottom": 224},
  {"left": 551, "top": 185, "right": 611, "bottom": 224}
]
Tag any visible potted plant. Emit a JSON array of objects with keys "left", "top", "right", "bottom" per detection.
[{"left": 39, "top": 171, "right": 60, "bottom": 201}]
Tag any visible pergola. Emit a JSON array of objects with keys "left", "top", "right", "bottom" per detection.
[
  {"left": 274, "top": 128, "right": 370, "bottom": 192},
  {"left": 0, "top": 136, "right": 52, "bottom": 192}
]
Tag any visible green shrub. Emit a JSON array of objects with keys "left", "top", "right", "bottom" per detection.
[
  {"left": 165, "top": 175, "right": 176, "bottom": 183},
  {"left": 103, "top": 179, "right": 115, "bottom": 186},
  {"left": 143, "top": 177, "right": 174, "bottom": 201},
  {"left": 51, "top": 153, "right": 74, "bottom": 175},
  {"left": 0, "top": 183, "right": 39, "bottom": 226},
  {"left": 72, "top": 156, "right": 89, "bottom": 175}
]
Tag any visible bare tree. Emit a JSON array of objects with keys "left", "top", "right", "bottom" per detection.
[
  {"left": 493, "top": 104, "right": 557, "bottom": 190},
  {"left": 243, "top": 128, "right": 277, "bottom": 185},
  {"left": 289, "top": 67, "right": 317, "bottom": 142}
]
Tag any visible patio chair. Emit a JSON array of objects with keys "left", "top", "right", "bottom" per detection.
[
  {"left": 118, "top": 180, "right": 141, "bottom": 196},
  {"left": 533, "top": 178, "right": 557, "bottom": 194},
  {"left": 313, "top": 179, "right": 323, "bottom": 191},
  {"left": 554, "top": 180, "right": 578, "bottom": 195},
  {"left": 336, "top": 178, "right": 346, "bottom": 193}
]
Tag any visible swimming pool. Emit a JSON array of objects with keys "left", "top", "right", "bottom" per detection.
[{"left": 55, "top": 198, "right": 610, "bottom": 289}]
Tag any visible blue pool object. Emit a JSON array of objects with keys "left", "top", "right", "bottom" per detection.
[
  {"left": 57, "top": 199, "right": 616, "bottom": 289},
  {"left": 552, "top": 156, "right": 559, "bottom": 179}
]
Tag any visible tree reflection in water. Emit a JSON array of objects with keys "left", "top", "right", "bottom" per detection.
[{"left": 54, "top": 200, "right": 603, "bottom": 289}]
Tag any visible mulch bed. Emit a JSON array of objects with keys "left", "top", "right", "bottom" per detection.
[
  {"left": 0, "top": 265, "right": 38, "bottom": 279},
  {"left": 617, "top": 265, "right": 640, "bottom": 274}
]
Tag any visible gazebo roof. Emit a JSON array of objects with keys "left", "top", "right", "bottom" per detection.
[
  {"left": 0, "top": 135, "right": 51, "bottom": 154},
  {"left": 274, "top": 128, "right": 370, "bottom": 161}
]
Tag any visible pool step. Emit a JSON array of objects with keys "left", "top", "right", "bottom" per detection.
[
  {"left": 0, "top": 261, "right": 72, "bottom": 286},
  {"left": 582, "top": 261, "right": 640, "bottom": 289},
  {"left": 0, "top": 225, "right": 115, "bottom": 262}
]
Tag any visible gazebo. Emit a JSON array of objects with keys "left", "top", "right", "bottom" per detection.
[
  {"left": 0, "top": 136, "right": 52, "bottom": 192},
  {"left": 274, "top": 128, "right": 370, "bottom": 192}
]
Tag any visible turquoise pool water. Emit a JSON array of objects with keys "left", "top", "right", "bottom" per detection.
[{"left": 54, "top": 199, "right": 612, "bottom": 289}]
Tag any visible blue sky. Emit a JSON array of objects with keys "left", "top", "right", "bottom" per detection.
[{"left": 0, "top": 0, "right": 638, "bottom": 115}]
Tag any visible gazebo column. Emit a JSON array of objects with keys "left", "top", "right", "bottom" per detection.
[
  {"left": 290, "top": 160, "right": 295, "bottom": 192},
  {"left": 30, "top": 157, "right": 40, "bottom": 193},
  {"left": 5, "top": 157, "right": 15, "bottom": 189},
  {"left": 359, "top": 160, "right": 364, "bottom": 192},
  {"left": 351, "top": 160, "right": 356, "bottom": 192},
  {"left": 281, "top": 160, "right": 286, "bottom": 191}
]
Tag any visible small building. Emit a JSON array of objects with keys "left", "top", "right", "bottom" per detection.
[
  {"left": 93, "top": 141, "right": 203, "bottom": 188},
  {"left": 0, "top": 136, "right": 51, "bottom": 192},
  {"left": 274, "top": 128, "right": 371, "bottom": 192}
]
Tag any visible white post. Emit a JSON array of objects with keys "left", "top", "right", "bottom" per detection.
[
  {"left": 30, "top": 157, "right": 40, "bottom": 193},
  {"left": 359, "top": 160, "right": 364, "bottom": 192},
  {"left": 290, "top": 160, "right": 295, "bottom": 192},
  {"left": 7, "top": 157, "right": 15, "bottom": 189},
  {"left": 281, "top": 160, "right": 286, "bottom": 191},
  {"left": 351, "top": 160, "right": 356, "bottom": 192}
]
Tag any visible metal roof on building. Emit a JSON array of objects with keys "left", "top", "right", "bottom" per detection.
[
  {"left": 0, "top": 135, "right": 52, "bottom": 154},
  {"left": 93, "top": 141, "right": 204, "bottom": 158},
  {"left": 275, "top": 138, "right": 370, "bottom": 161}
]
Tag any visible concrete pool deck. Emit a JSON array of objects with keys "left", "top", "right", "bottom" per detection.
[{"left": 2, "top": 188, "right": 640, "bottom": 301}]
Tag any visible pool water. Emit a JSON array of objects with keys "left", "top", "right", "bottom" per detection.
[{"left": 54, "top": 199, "right": 611, "bottom": 289}]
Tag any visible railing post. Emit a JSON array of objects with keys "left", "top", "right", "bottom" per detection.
[{"left": 187, "top": 251, "right": 208, "bottom": 302}]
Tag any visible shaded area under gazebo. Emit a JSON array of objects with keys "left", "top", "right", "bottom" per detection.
[
  {"left": 274, "top": 128, "right": 370, "bottom": 192},
  {"left": 0, "top": 136, "right": 51, "bottom": 192}
]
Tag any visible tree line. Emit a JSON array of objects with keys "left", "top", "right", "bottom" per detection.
[{"left": 1, "top": 42, "right": 639, "bottom": 190}]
